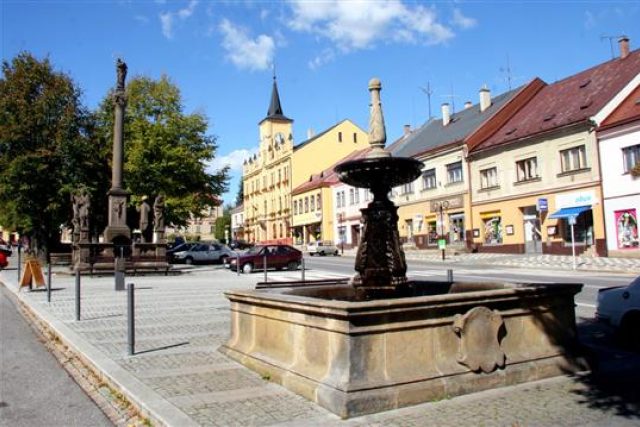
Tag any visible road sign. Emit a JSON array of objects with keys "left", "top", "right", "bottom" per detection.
[{"left": 537, "top": 198, "right": 548, "bottom": 211}]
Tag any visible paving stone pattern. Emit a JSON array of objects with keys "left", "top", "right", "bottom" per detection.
[{"left": 14, "top": 268, "right": 640, "bottom": 426}]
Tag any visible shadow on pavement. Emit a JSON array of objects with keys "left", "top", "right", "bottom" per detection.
[{"left": 133, "top": 341, "right": 190, "bottom": 356}]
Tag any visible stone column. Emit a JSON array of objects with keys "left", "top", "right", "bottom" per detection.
[{"left": 103, "top": 59, "right": 131, "bottom": 249}]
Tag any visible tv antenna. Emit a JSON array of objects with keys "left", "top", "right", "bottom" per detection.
[
  {"left": 441, "top": 83, "right": 459, "bottom": 114},
  {"left": 600, "top": 34, "right": 625, "bottom": 59},
  {"left": 499, "top": 54, "right": 513, "bottom": 91},
  {"left": 419, "top": 82, "right": 433, "bottom": 119}
]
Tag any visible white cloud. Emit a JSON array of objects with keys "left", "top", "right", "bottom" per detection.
[
  {"left": 288, "top": 0, "right": 454, "bottom": 54},
  {"left": 309, "top": 48, "right": 336, "bottom": 70},
  {"left": 451, "top": 8, "right": 477, "bottom": 30},
  {"left": 158, "top": 0, "right": 199, "bottom": 39},
  {"left": 584, "top": 10, "right": 597, "bottom": 29},
  {"left": 134, "top": 15, "right": 150, "bottom": 24},
  {"left": 207, "top": 148, "right": 258, "bottom": 173},
  {"left": 219, "top": 19, "right": 275, "bottom": 71}
]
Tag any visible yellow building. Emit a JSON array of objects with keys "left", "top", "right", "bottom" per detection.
[
  {"left": 468, "top": 47, "right": 640, "bottom": 255},
  {"left": 242, "top": 79, "right": 369, "bottom": 244}
]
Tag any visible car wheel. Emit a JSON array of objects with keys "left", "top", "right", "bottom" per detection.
[
  {"left": 242, "top": 263, "right": 254, "bottom": 274},
  {"left": 334, "top": 250, "right": 339, "bottom": 256},
  {"left": 619, "top": 311, "right": 640, "bottom": 348},
  {"left": 287, "top": 261, "right": 299, "bottom": 271},
  {"left": 185, "top": 257, "right": 194, "bottom": 265},
  {"left": 319, "top": 250, "right": 325, "bottom": 256}
]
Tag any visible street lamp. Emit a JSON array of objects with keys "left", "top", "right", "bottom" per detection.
[{"left": 436, "top": 200, "right": 449, "bottom": 261}]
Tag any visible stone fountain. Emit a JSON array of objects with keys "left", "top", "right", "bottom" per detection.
[{"left": 220, "top": 79, "right": 585, "bottom": 418}]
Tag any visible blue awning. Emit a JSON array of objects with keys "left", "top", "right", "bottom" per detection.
[{"left": 549, "top": 205, "right": 591, "bottom": 219}]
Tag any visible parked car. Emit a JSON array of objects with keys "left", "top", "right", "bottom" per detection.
[
  {"left": 596, "top": 275, "right": 640, "bottom": 344},
  {"left": 228, "top": 239, "right": 254, "bottom": 250},
  {"left": 307, "top": 240, "right": 339, "bottom": 256},
  {"left": 0, "top": 238, "right": 12, "bottom": 257},
  {"left": 227, "top": 244, "right": 301, "bottom": 274},
  {"left": 172, "top": 243, "right": 235, "bottom": 265}
]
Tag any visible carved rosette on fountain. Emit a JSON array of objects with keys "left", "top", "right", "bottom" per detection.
[
  {"left": 334, "top": 78, "right": 424, "bottom": 298},
  {"left": 102, "top": 59, "right": 131, "bottom": 254}
]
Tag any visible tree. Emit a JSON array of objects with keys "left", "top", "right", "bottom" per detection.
[
  {"left": 234, "top": 179, "right": 244, "bottom": 207},
  {"left": 214, "top": 205, "right": 232, "bottom": 242},
  {"left": 94, "top": 75, "right": 229, "bottom": 228},
  {"left": 0, "top": 52, "right": 103, "bottom": 254}
]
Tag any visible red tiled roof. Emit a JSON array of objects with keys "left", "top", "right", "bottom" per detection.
[
  {"left": 472, "top": 48, "right": 640, "bottom": 153},
  {"left": 600, "top": 84, "right": 640, "bottom": 129},
  {"left": 291, "top": 148, "right": 373, "bottom": 195}
]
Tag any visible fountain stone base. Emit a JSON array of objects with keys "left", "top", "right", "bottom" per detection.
[{"left": 219, "top": 281, "right": 586, "bottom": 418}]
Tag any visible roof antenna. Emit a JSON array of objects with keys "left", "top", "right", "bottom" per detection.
[
  {"left": 442, "top": 83, "right": 459, "bottom": 114},
  {"left": 419, "top": 82, "right": 433, "bottom": 120},
  {"left": 499, "top": 53, "right": 513, "bottom": 91},
  {"left": 600, "top": 34, "right": 624, "bottom": 59}
]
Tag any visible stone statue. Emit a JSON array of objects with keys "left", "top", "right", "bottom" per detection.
[
  {"left": 77, "top": 189, "right": 91, "bottom": 231},
  {"left": 116, "top": 59, "right": 127, "bottom": 91},
  {"left": 71, "top": 193, "right": 80, "bottom": 234},
  {"left": 153, "top": 194, "right": 165, "bottom": 232},
  {"left": 138, "top": 197, "right": 151, "bottom": 236}
]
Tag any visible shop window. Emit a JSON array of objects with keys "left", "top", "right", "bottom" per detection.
[
  {"left": 447, "top": 161, "right": 463, "bottom": 184},
  {"left": 560, "top": 209, "right": 593, "bottom": 244},
  {"left": 622, "top": 144, "right": 640, "bottom": 173},
  {"left": 560, "top": 145, "right": 587, "bottom": 172},
  {"left": 427, "top": 221, "right": 438, "bottom": 245},
  {"left": 422, "top": 168, "right": 436, "bottom": 189},
  {"left": 615, "top": 209, "right": 639, "bottom": 249},
  {"left": 480, "top": 167, "right": 498, "bottom": 189},
  {"left": 516, "top": 157, "right": 538, "bottom": 182},
  {"left": 483, "top": 216, "right": 503, "bottom": 244}
]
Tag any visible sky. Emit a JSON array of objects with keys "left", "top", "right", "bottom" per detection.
[{"left": 2, "top": 1, "right": 639, "bottom": 206}]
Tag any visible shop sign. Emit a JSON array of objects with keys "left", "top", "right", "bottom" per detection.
[
  {"left": 430, "top": 195, "right": 464, "bottom": 212},
  {"left": 537, "top": 198, "right": 548, "bottom": 211},
  {"left": 555, "top": 191, "right": 598, "bottom": 209}
]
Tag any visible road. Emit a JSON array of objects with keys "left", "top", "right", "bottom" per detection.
[
  {"left": 0, "top": 285, "right": 112, "bottom": 427},
  {"left": 301, "top": 255, "right": 634, "bottom": 320}
]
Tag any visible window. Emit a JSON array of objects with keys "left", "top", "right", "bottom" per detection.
[
  {"left": 422, "top": 168, "right": 436, "bottom": 190},
  {"left": 560, "top": 145, "right": 587, "bottom": 172},
  {"left": 480, "top": 167, "right": 498, "bottom": 189},
  {"left": 317, "top": 194, "right": 322, "bottom": 210},
  {"left": 623, "top": 144, "right": 640, "bottom": 173},
  {"left": 310, "top": 195, "right": 315, "bottom": 211},
  {"left": 353, "top": 189, "right": 359, "bottom": 204},
  {"left": 353, "top": 133, "right": 358, "bottom": 143},
  {"left": 293, "top": 200, "right": 298, "bottom": 215},
  {"left": 516, "top": 157, "right": 538, "bottom": 181},
  {"left": 401, "top": 181, "right": 414, "bottom": 195},
  {"left": 336, "top": 192, "right": 342, "bottom": 208},
  {"left": 349, "top": 188, "right": 355, "bottom": 205},
  {"left": 483, "top": 216, "right": 502, "bottom": 244},
  {"left": 341, "top": 191, "right": 346, "bottom": 207},
  {"left": 278, "top": 169, "right": 281, "bottom": 182},
  {"left": 447, "top": 161, "right": 463, "bottom": 183},
  {"left": 364, "top": 190, "right": 371, "bottom": 202},
  {"left": 305, "top": 197, "right": 309, "bottom": 213},
  {"left": 338, "top": 132, "right": 343, "bottom": 142}
]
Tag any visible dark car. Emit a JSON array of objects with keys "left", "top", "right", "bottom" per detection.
[
  {"left": 227, "top": 244, "right": 301, "bottom": 274},
  {"left": 228, "top": 239, "right": 254, "bottom": 250}
]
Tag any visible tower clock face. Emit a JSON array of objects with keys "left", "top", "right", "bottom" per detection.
[{"left": 274, "top": 132, "right": 285, "bottom": 144}]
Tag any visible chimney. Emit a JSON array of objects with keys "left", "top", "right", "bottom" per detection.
[
  {"left": 464, "top": 101, "right": 473, "bottom": 110},
  {"left": 441, "top": 103, "right": 450, "bottom": 126},
  {"left": 307, "top": 128, "right": 315, "bottom": 139},
  {"left": 479, "top": 85, "right": 491, "bottom": 112},
  {"left": 403, "top": 124, "right": 411, "bottom": 136},
  {"left": 619, "top": 36, "right": 630, "bottom": 59}
]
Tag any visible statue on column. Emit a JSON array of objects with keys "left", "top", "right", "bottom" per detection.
[
  {"left": 77, "top": 189, "right": 91, "bottom": 232},
  {"left": 116, "top": 58, "right": 127, "bottom": 90}
]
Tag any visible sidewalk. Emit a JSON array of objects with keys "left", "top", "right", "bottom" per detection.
[
  {"left": 1, "top": 266, "right": 639, "bottom": 426},
  {"left": 339, "top": 248, "right": 640, "bottom": 275}
]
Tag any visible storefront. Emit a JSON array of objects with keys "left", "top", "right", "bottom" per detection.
[{"left": 603, "top": 194, "right": 640, "bottom": 257}]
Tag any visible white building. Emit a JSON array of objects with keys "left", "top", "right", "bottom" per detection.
[
  {"left": 597, "top": 82, "right": 640, "bottom": 257},
  {"left": 332, "top": 183, "right": 372, "bottom": 249},
  {"left": 231, "top": 205, "right": 244, "bottom": 241}
]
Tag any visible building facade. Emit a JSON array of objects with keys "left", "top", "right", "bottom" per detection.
[
  {"left": 597, "top": 83, "right": 640, "bottom": 257},
  {"left": 230, "top": 204, "right": 245, "bottom": 241}
]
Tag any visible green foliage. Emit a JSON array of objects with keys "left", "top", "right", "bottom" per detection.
[
  {"left": 94, "top": 75, "right": 229, "bottom": 227},
  {"left": 214, "top": 207, "right": 232, "bottom": 242},
  {"left": 235, "top": 179, "right": 244, "bottom": 207},
  {"left": 0, "top": 52, "right": 104, "bottom": 252}
]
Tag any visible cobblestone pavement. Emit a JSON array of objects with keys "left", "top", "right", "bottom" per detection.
[{"left": 2, "top": 267, "right": 639, "bottom": 426}]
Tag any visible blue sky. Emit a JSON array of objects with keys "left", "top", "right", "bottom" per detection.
[{"left": 2, "top": 1, "right": 639, "bottom": 205}]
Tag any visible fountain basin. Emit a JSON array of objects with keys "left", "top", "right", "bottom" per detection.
[{"left": 219, "top": 281, "right": 586, "bottom": 418}]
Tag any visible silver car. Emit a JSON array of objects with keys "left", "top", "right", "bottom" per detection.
[{"left": 173, "top": 243, "right": 235, "bottom": 265}]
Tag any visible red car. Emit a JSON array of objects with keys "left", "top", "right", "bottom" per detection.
[{"left": 227, "top": 244, "right": 301, "bottom": 274}]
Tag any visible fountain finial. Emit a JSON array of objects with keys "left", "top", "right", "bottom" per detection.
[{"left": 367, "top": 77, "right": 389, "bottom": 158}]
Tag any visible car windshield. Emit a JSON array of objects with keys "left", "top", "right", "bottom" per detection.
[{"left": 245, "top": 246, "right": 263, "bottom": 255}]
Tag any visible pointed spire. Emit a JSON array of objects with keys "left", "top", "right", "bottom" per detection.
[{"left": 263, "top": 73, "right": 292, "bottom": 123}]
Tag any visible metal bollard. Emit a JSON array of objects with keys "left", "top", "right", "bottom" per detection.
[
  {"left": 127, "top": 283, "right": 135, "bottom": 355},
  {"left": 47, "top": 262, "right": 52, "bottom": 303},
  {"left": 114, "top": 256, "right": 125, "bottom": 291},
  {"left": 17, "top": 246, "right": 22, "bottom": 282},
  {"left": 263, "top": 252, "right": 268, "bottom": 282},
  {"left": 447, "top": 269, "right": 453, "bottom": 283},
  {"left": 75, "top": 269, "right": 81, "bottom": 321},
  {"left": 301, "top": 256, "right": 305, "bottom": 282},
  {"left": 236, "top": 253, "right": 240, "bottom": 276}
]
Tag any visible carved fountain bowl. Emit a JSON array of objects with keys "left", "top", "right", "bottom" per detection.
[
  {"left": 335, "top": 156, "right": 424, "bottom": 189},
  {"left": 220, "top": 280, "right": 585, "bottom": 419}
]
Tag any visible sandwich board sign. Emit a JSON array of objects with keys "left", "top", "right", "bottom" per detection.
[{"left": 19, "top": 257, "right": 46, "bottom": 290}]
